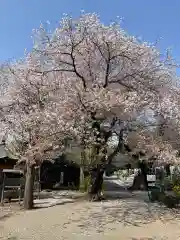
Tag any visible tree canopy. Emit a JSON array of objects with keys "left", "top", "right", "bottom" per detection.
[{"left": 0, "top": 13, "right": 180, "bottom": 167}]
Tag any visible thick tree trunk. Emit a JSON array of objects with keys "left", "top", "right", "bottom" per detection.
[
  {"left": 23, "top": 164, "right": 35, "bottom": 210},
  {"left": 139, "top": 161, "right": 148, "bottom": 191},
  {"left": 88, "top": 166, "right": 104, "bottom": 201},
  {"left": 142, "top": 172, "right": 148, "bottom": 190}
]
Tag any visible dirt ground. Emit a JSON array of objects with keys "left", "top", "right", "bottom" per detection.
[{"left": 0, "top": 191, "right": 180, "bottom": 240}]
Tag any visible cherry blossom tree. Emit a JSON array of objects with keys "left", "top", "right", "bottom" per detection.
[
  {"left": 0, "top": 63, "right": 76, "bottom": 209},
  {"left": 127, "top": 128, "right": 179, "bottom": 165},
  {"left": 30, "top": 13, "right": 179, "bottom": 198},
  {"left": 0, "top": 12, "right": 179, "bottom": 205}
]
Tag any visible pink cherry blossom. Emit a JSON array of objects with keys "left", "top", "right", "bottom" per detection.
[{"left": 0, "top": 13, "right": 179, "bottom": 166}]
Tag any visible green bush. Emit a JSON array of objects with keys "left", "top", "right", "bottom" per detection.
[
  {"left": 173, "top": 185, "right": 180, "bottom": 198},
  {"left": 172, "top": 167, "right": 180, "bottom": 186},
  {"left": 163, "top": 195, "right": 179, "bottom": 208},
  {"left": 171, "top": 167, "right": 180, "bottom": 198},
  {"left": 150, "top": 167, "right": 180, "bottom": 208},
  {"left": 150, "top": 188, "right": 179, "bottom": 208},
  {"left": 163, "top": 176, "right": 173, "bottom": 190}
]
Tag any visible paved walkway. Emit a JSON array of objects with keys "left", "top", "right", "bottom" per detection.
[{"left": 0, "top": 191, "right": 179, "bottom": 239}]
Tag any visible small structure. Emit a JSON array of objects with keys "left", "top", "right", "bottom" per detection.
[
  {"left": 0, "top": 139, "right": 18, "bottom": 170},
  {"left": 40, "top": 154, "right": 80, "bottom": 190},
  {"left": 0, "top": 169, "right": 24, "bottom": 205},
  {"left": 0, "top": 139, "right": 18, "bottom": 188}
]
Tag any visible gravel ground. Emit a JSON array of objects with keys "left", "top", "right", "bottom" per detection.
[{"left": 0, "top": 191, "right": 180, "bottom": 240}]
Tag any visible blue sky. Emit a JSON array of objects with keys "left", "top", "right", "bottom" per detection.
[{"left": 0, "top": 0, "right": 180, "bottom": 66}]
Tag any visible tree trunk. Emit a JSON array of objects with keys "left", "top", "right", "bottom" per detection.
[
  {"left": 80, "top": 143, "right": 87, "bottom": 191},
  {"left": 89, "top": 166, "right": 104, "bottom": 201},
  {"left": 139, "top": 161, "right": 148, "bottom": 191},
  {"left": 79, "top": 166, "right": 85, "bottom": 191},
  {"left": 23, "top": 164, "right": 35, "bottom": 210}
]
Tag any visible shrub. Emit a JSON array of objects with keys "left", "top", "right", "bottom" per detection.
[
  {"left": 173, "top": 185, "right": 180, "bottom": 198},
  {"left": 172, "top": 167, "right": 180, "bottom": 186},
  {"left": 171, "top": 167, "right": 180, "bottom": 198},
  {"left": 163, "top": 176, "right": 173, "bottom": 190},
  {"left": 163, "top": 195, "right": 179, "bottom": 208}
]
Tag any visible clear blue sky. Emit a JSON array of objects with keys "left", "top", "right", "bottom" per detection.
[{"left": 1, "top": 0, "right": 180, "bottom": 65}]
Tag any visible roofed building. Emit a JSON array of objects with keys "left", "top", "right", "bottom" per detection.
[{"left": 0, "top": 139, "right": 18, "bottom": 170}]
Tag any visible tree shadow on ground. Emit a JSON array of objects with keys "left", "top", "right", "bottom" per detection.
[
  {"left": 73, "top": 191, "right": 180, "bottom": 233},
  {"left": 104, "top": 178, "right": 132, "bottom": 190},
  {"left": 33, "top": 199, "right": 76, "bottom": 209},
  {"left": 0, "top": 212, "right": 13, "bottom": 222},
  {"left": 37, "top": 190, "right": 85, "bottom": 200},
  {"left": 0, "top": 190, "right": 85, "bottom": 211},
  {"left": 33, "top": 190, "right": 85, "bottom": 209}
]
